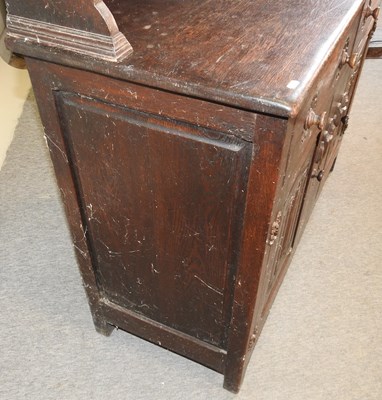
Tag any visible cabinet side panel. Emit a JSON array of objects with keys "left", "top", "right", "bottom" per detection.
[{"left": 55, "top": 92, "right": 251, "bottom": 348}]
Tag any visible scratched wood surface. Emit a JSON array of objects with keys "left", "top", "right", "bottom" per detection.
[
  {"left": 56, "top": 92, "right": 252, "bottom": 347},
  {"left": 6, "top": 0, "right": 113, "bottom": 34},
  {"left": 7, "top": 0, "right": 372, "bottom": 116},
  {"left": 8, "top": 0, "right": 380, "bottom": 393},
  {"left": 5, "top": 0, "right": 133, "bottom": 61},
  {"left": 104, "top": 0, "right": 365, "bottom": 115}
]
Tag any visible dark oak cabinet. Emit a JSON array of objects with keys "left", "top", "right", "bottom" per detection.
[{"left": 5, "top": 0, "right": 380, "bottom": 393}]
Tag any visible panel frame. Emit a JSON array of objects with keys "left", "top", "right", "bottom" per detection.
[{"left": 26, "top": 58, "right": 268, "bottom": 375}]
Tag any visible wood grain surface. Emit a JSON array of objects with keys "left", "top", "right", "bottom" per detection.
[
  {"left": 5, "top": 0, "right": 132, "bottom": 61},
  {"left": 7, "top": 0, "right": 378, "bottom": 116},
  {"left": 106, "top": 0, "right": 365, "bottom": 115},
  {"left": 7, "top": 0, "right": 115, "bottom": 34},
  {"left": 9, "top": 0, "right": 380, "bottom": 393}
]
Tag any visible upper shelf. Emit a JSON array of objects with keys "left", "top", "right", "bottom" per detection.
[{"left": 6, "top": 0, "right": 377, "bottom": 117}]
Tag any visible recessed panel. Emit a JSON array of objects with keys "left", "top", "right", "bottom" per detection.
[{"left": 56, "top": 93, "right": 251, "bottom": 347}]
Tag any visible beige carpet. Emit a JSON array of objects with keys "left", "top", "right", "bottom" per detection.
[{"left": 0, "top": 60, "right": 381, "bottom": 400}]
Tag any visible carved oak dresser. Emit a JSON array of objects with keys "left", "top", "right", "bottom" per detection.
[{"left": 5, "top": 0, "right": 380, "bottom": 393}]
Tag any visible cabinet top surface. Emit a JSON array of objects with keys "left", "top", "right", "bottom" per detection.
[{"left": 105, "top": 0, "right": 365, "bottom": 116}]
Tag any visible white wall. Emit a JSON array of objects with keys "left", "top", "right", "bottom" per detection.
[
  {"left": 0, "top": 0, "right": 11, "bottom": 64},
  {"left": 0, "top": 58, "right": 31, "bottom": 170},
  {"left": 0, "top": 0, "right": 31, "bottom": 170}
]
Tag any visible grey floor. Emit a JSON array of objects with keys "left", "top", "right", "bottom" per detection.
[{"left": 0, "top": 61, "right": 381, "bottom": 400}]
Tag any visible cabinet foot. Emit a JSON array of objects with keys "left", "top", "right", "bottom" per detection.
[
  {"left": 223, "top": 360, "right": 246, "bottom": 394},
  {"left": 94, "top": 319, "right": 115, "bottom": 337},
  {"left": 223, "top": 377, "right": 241, "bottom": 394}
]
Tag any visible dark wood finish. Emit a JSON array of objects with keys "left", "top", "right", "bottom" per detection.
[
  {"left": 57, "top": 92, "right": 251, "bottom": 349},
  {"left": 26, "top": 58, "right": 255, "bottom": 375},
  {"left": 5, "top": 0, "right": 377, "bottom": 115},
  {"left": 5, "top": 0, "right": 132, "bottom": 61},
  {"left": 6, "top": 0, "right": 380, "bottom": 393}
]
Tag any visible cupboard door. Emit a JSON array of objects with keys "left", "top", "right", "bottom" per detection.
[
  {"left": 55, "top": 92, "right": 252, "bottom": 348},
  {"left": 264, "top": 164, "right": 310, "bottom": 303}
]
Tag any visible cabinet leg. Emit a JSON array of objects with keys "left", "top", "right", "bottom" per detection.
[
  {"left": 223, "top": 380, "right": 240, "bottom": 394},
  {"left": 223, "top": 369, "right": 244, "bottom": 394},
  {"left": 222, "top": 355, "right": 247, "bottom": 393},
  {"left": 93, "top": 317, "right": 115, "bottom": 337}
]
